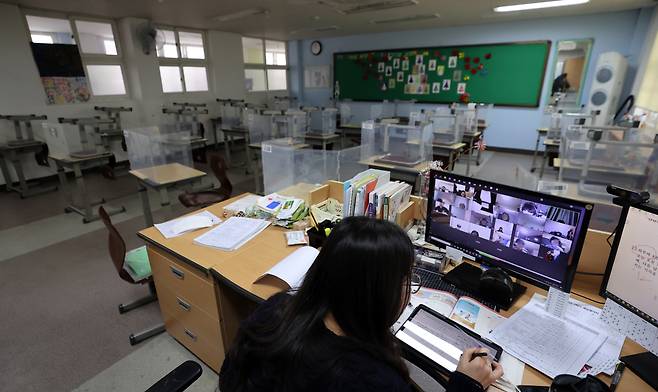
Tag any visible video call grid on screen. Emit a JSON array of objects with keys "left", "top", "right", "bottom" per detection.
[{"left": 427, "top": 172, "right": 589, "bottom": 289}]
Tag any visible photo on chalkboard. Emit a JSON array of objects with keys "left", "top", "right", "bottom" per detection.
[
  {"left": 453, "top": 70, "right": 462, "bottom": 82},
  {"left": 385, "top": 66, "right": 392, "bottom": 76},
  {"left": 397, "top": 71, "right": 404, "bottom": 82},
  {"left": 442, "top": 79, "right": 451, "bottom": 91},
  {"left": 437, "top": 65, "right": 445, "bottom": 76},
  {"left": 457, "top": 83, "right": 466, "bottom": 94},
  {"left": 407, "top": 74, "right": 415, "bottom": 84},
  {"left": 432, "top": 82, "right": 441, "bottom": 94},
  {"left": 428, "top": 59, "right": 437, "bottom": 71},
  {"left": 419, "top": 64, "right": 426, "bottom": 75},
  {"left": 448, "top": 56, "right": 458, "bottom": 68},
  {"left": 416, "top": 54, "right": 424, "bottom": 65},
  {"left": 402, "top": 59, "right": 409, "bottom": 71},
  {"left": 388, "top": 79, "right": 396, "bottom": 89},
  {"left": 393, "top": 58, "right": 400, "bottom": 69},
  {"left": 378, "top": 62, "right": 384, "bottom": 72}
]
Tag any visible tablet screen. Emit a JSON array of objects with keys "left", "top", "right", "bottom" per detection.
[{"left": 395, "top": 306, "right": 501, "bottom": 373}]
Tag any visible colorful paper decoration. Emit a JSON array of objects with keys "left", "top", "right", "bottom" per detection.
[
  {"left": 458, "top": 52, "right": 464, "bottom": 59},
  {"left": 464, "top": 75, "right": 470, "bottom": 81},
  {"left": 474, "top": 57, "right": 480, "bottom": 63},
  {"left": 485, "top": 53, "right": 492, "bottom": 59},
  {"left": 465, "top": 57, "right": 471, "bottom": 63},
  {"left": 465, "top": 64, "right": 471, "bottom": 70},
  {"left": 441, "top": 55, "right": 447, "bottom": 61},
  {"left": 478, "top": 64, "right": 484, "bottom": 70},
  {"left": 451, "top": 49, "right": 459, "bottom": 56},
  {"left": 459, "top": 93, "right": 470, "bottom": 104},
  {"left": 470, "top": 69, "right": 477, "bottom": 75}
]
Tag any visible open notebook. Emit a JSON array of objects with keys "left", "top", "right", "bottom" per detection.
[{"left": 193, "top": 217, "right": 270, "bottom": 251}]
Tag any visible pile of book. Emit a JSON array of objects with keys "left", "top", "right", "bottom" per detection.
[
  {"left": 255, "top": 193, "right": 309, "bottom": 228},
  {"left": 343, "top": 169, "right": 413, "bottom": 222}
]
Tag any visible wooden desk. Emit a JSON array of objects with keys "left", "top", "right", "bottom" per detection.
[
  {"left": 130, "top": 163, "right": 206, "bottom": 227},
  {"left": 432, "top": 142, "right": 466, "bottom": 171},
  {"left": 49, "top": 152, "right": 125, "bottom": 223},
  {"left": 539, "top": 138, "right": 561, "bottom": 179},
  {"left": 0, "top": 141, "right": 57, "bottom": 198},
  {"left": 139, "top": 193, "right": 653, "bottom": 390},
  {"left": 304, "top": 133, "right": 341, "bottom": 150},
  {"left": 360, "top": 155, "right": 428, "bottom": 192}
]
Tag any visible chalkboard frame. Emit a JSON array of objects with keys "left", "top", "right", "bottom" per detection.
[{"left": 333, "top": 40, "right": 552, "bottom": 108}]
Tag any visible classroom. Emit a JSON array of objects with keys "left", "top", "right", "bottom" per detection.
[{"left": 1, "top": 0, "right": 657, "bottom": 391}]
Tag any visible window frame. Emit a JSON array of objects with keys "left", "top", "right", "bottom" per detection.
[
  {"left": 155, "top": 26, "right": 211, "bottom": 94},
  {"left": 242, "top": 36, "right": 289, "bottom": 93},
  {"left": 22, "top": 10, "right": 129, "bottom": 100}
]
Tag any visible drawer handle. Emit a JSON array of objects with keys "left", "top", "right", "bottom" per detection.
[
  {"left": 176, "top": 297, "right": 191, "bottom": 311},
  {"left": 170, "top": 266, "right": 185, "bottom": 280},
  {"left": 184, "top": 329, "right": 197, "bottom": 342}
]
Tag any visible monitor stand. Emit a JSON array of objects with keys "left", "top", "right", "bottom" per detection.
[
  {"left": 443, "top": 263, "right": 526, "bottom": 311},
  {"left": 621, "top": 352, "right": 658, "bottom": 390}
]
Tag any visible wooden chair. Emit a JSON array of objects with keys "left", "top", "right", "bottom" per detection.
[
  {"left": 178, "top": 153, "right": 233, "bottom": 208},
  {"left": 98, "top": 206, "right": 165, "bottom": 345}
]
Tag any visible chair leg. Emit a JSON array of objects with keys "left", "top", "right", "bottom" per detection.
[
  {"left": 129, "top": 323, "right": 166, "bottom": 346},
  {"left": 118, "top": 280, "right": 159, "bottom": 314}
]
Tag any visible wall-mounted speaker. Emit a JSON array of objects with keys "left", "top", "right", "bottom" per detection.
[{"left": 586, "top": 52, "right": 628, "bottom": 126}]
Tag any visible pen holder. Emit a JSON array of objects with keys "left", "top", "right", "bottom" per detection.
[{"left": 307, "top": 220, "right": 335, "bottom": 248}]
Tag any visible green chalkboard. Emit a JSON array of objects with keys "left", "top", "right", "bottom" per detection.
[{"left": 333, "top": 41, "right": 551, "bottom": 107}]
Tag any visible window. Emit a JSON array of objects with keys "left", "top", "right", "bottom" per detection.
[
  {"left": 242, "top": 37, "right": 288, "bottom": 92},
  {"left": 25, "top": 14, "right": 127, "bottom": 97},
  {"left": 156, "top": 28, "right": 209, "bottom": 93}
]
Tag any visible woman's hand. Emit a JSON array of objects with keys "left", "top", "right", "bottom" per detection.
[{"left": 456, "top": 347, "right": 504, "bottom": 389}]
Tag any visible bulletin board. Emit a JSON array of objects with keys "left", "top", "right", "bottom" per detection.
[{"left": 333, "top": 41, "right": 551, "bottom": 107}]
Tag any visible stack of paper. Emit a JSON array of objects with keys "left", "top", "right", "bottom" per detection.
[
  {"left": 256, "top": 246, "right": 319, "bottom": 289},
  {"left": 154, "top": 211, "right": 222, "bottom": 239},
  {"left": 489, "top": 295, "right": 607, "bottom": 378},
  {"left": 193, "top": 217, "right": 270, "bottom": 251},
  {"left": 254, "top": 193, "right": 308, "bottom": 227},
  {"left": 222, "top": 194, "right": 260, "bottom": 218}
]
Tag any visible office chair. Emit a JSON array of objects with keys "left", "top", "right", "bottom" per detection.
[
  {"left": 98, "top": 206, "right": 166, "bottom": 345},
  {"left": 178, "top": 153, "right": 233, "bottom": 208},
  {"left": 145, "top": 361, "right": 203, "bottom": 392}
]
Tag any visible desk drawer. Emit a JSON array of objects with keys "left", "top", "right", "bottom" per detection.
[
  {"left": 158, "top": 284, "right": 222, "bottom": 345},
  {"left": 148, "top": 247, "right": 219, "bottom": 319},
  {"left": 165, "top": 315, "right": 223, "bottom": 372}
]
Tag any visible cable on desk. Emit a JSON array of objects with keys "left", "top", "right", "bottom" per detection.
[{"left": 571, "top": 290, "right": 605, "bottom": 305}]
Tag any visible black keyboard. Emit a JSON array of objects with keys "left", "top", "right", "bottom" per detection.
[{"left": 413, "top": 267, "right": 500, "bottom": 311}]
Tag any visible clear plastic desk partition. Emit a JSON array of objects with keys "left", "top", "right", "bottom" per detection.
[
  {"left": 559, "top": 125, "right": 658, "bottom": 197},
  {"left": 360, "top": 120, "right": 433, "bottom": 167},
  {"left": 309, "top": 108, "right": 337, "bottom": 135},
  {"left": 370, "top": 101, "right": 395, "bottom": 121},
  {"left": 123, "top": 126, "right": 193, "bottom": 170},
  {"left": 428, "top": 110, "right": 462, "bottom": 145},
  {"left": 246, "top": 113, "right": 275, "bottom": 144},
  {"left": 261, "top": 139, "right": 365, "bottom": 194}
]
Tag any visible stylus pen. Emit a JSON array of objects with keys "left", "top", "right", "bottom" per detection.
[
  {"left": 610, "top": 361, "right": 625, "bottom": 392},
  {"left": 469, "top": 352, "right": 488, "bottom": 362}
]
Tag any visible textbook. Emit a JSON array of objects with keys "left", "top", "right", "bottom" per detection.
[{"left": 393, "top": 287, "right": 504, "bottom": 336}]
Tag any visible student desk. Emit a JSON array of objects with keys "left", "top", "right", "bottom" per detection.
[
  {"left": 336, "top": 124, "right": 362, "bottom": 147},
  {"left": 462, "top": 131, "right": 482, "bottom": 176},
  {"left": 431, "top": 142, "right": 466, "bottom": 172},
  {"left": 0, "top": 140, "right": 57, "bottom": 198},
  {"left": 304, "top": 132, "right": 341, "bottom": 150},
  {"left": 50, "top": 152, "right": 125, "bottom": 223},
  {"left": 138, "top": 193, "right": 652, "bottom": 390},
  {"left": 539, "top": 138, "right": 561, "bottom": 179},
  {"left": 219, "top": 127, "right": 250, "bottom": 171},
  {"left": 360, "top": 155, "right": 428, "bottom": 193},
  {"left": 130, "top": 163, "right": 206, "bottom": 227},
  {"left": 531, "top": 128, "right": 549, "bottom": 172}
]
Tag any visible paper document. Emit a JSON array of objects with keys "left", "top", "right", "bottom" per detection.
[
  {"left": 532, "top": 294, "right": 625, "bottom": 376},
  {"left": 223, "top": 194, "right": 260, "bottom": 217},
  {"left": 154, "top": 211, "right": 221, "bottom": 239},
  {"left": 257, "top": 246, "right": 319, "bottom": 289},
  {"left": 489, "top": 298, "right": 606, "bottom": 378},
  {"left": 193, "top": 217, "right": 270, "bottom": 251}
]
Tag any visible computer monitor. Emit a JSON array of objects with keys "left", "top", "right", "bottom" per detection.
[
  {"left": 426, "top": 171, "right": 593, "bottom": 291},
  {"left": 600, "top": 202, "right": 658, "bottom": 389}
]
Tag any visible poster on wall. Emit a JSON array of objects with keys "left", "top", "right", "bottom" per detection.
[
  {"left": 304, "top": 65, "right": 331, "bottom": 88},
  {"left": 30, "top": 43, "right": 90, "bottom": 104}
]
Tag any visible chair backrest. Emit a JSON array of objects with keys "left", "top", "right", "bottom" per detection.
[
  {"left": 98, "top": 206, "right": 133, "bottom": 283},
  {"left": 209, "top": 153, "right": 232, "bottom": 195}
]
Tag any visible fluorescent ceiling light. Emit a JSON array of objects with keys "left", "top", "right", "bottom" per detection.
[
  {"left": 289, "top": 25, "right": 339, "bottom": 35},
  {"left": 323, "top": 0, "right": 418, "bottom": 15},
  {"left": 493, "top": 0, "right": 589, "bottom": 13},
  {"left": 213, "top": 8, "right": 269, "bottom": 22},
  {"left": 371, "top": 14, "right": 440, "bottom": 24}
]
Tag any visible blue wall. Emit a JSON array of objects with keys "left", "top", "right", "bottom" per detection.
[{"left": 289, "top": 8, "right": 654, "bottom": 150}]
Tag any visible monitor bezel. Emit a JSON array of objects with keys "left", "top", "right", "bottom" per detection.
[
  {"left": 600, "top": 202, "right": 658, "bottom": 328},
  {"left": 425, "top": 170, "right": 593, "bottom": 292}
]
